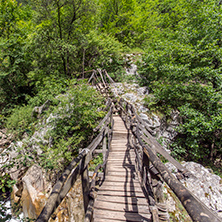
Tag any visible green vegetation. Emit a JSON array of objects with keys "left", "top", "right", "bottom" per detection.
[
  {"left": 0, "top": 0, "right": 221, "bottom": 176},
  {"left": 0, "top": 173, "right": 16, "bottom": 193},
  {"left": 139, "top": 0, "right": 222, "bottom": 164}
]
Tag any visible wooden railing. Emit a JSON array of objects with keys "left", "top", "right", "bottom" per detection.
[
  {"left": 36, "top": 69, "right": 222, "bottom": 222},
  {"left": 36, "top": 103, "right": 114, "bottom": 222},
  {"left": 116, "top": 98, "right": 222, "bottom": 222},
  {"left": 88, "top": 69, "right": 222, "bottom": 221}
]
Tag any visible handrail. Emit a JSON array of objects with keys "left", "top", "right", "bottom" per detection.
[
  {"left": 36, "top": 148, "right": 89, "bottom": 222},
  {"left": 36, "top": 105, "right": 113, "bottom": 222},
  {"left": 36, "top": 69, "right": 222, "bottom": 222},
  {"left": 116, "top": 97, "right": 222, "bottom": 222},
  {"left": 118, "top": 98, "right": 189, "bottom": 175}
]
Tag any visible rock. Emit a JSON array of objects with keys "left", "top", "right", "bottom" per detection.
[
  {"left": 126, "top": 64, "right": 138, "bottom": 75},
  {"left": 49, "top": 177, "right": 84, "bottom": 222},
  {"left": 139, "top": 113, "right": 152, "bottom": 125},
  {"left": 111, "top": 83, "right": 125, "bottom": 96},
  {"left": 0, "top": 129, "right": 11, "bottom": 149},
  {"left": 136, "top": 87, "right": 149, "bottom": 96},
  {"left": 2, "top": 142, "right": 24, "bottom": 181},
  {"left": 137, "top": 105, "right": 149, "bottom": 113},
  {"left": 11, "top": 185, "right": 20, "bottom": 203},
  {"left": 21, "top": 164, "right": 47, "bottom": 219},
  {"left": 165, "top": 162, "right": 222, "bottom": 218},
  {"left": 32, "top": 100, "right": 51, "bottom": 119},
  {"left": 123, "top": 93, "right": 139, "bottom": 103}
]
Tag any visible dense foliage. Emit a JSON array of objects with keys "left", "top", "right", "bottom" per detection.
[
  {"left": 139, "top": 0, "right": 222, "bottom": 163},
  {"left": 0, "top": 0, "right": 221, "bottom": 168}
]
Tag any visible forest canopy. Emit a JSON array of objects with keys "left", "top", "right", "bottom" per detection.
[{"left": 0, "top": 0, "right": 221, "bottom": 166}]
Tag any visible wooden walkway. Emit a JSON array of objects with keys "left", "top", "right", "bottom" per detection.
[{"left": 93, "top": 116, "right": 151, "bottom": 222}]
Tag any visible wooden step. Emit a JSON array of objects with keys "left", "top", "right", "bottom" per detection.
[
  {"left": 94, "top": 200, "right": 150, "bottom": 214},
  {"left": 93, "top": 116, "right": 151, "bottom": 222},
  {"left": 107, "top": 171, "right": 138, "bottom": 177},
  {"left": 106, "top": 166, "right": 135, "bottom": 172},
  {"left": 104, "top": 176, "right": 139, "bottom": 183},
  {"left": 97, "top": 190, "right": 144, "bottom": 197},
  {"left": 99, "top": 184, "right": 144, "bottom": 193},
  {"left": 100, "top": 181, "right": 141, "bottom": 188},
  {"left": 93, "top": 209, "right": 151, "bottom": 222},
  {"left": 95, "top": 195, "right": 148, "bottom": 205}
]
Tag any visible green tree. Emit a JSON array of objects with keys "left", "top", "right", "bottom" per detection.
[
  {"left": 140, "top": 0, "right": 222, "bottom": 162},
  {"left": 99, "top": 0, "right": 138, "bottom": 44},
  {"left": 30, "top": 0, "right": 98, "bottom": 79},
  {"left": 0, "top": 0, "right": 33, "bottom": 112}
]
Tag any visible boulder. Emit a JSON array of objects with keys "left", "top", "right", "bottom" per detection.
[
  {"left": 123, "top": 93, "right": 139, "bottom": 103},
  {"left": 126, "top": 64, "right": 138, "bottom": 75},
  {"left": 0, "top": 129, "right": 11, "bottom": 149},
  {"left": 165, "top": 161, "right": 222, "bottom": 218},
  {"left": 49, "top": 177, "right": 84, "bottom": 222},
  {"left": 21, "top": 164, "right": 47, "bottom": 219}
]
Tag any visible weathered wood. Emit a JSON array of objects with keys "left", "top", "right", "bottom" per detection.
[
  {"left": 103, "top": 69, "right": 115, "bottom": 84},
  {"left": 94, "top": 201, "right": 149, "bottom": 214},
  {"left": 100, "top": 180, "right": 141, "bottom": 188},
  {"left": 81, "top": 154, "right": 90, "bottom": 213},
  {"left": 106, "top": 165, "right": 136, "bottom": 171},
  {"left": 88, "top": 71, "right": 95, "bottom": 84},
  {"left": 150, "top": 206, "right": 160, "bottom": 222},
  {"left": 103, "top": 175, "right": 139, "bottom": 182},
  {"left": 84, "top": 199, "right": 94, "bottom": 222},
  {"left": 36, "top": 149, "right": 89, "bottom": 222},
  {"left": 135, "top": 124, "right": 221, "bottom": 222},
  {"left": 96, "top": 195, "right": 148, "bottom": 205},
  {"left": 93, "top": 116, "right": 151, "bottom": 221},
  {"left": 94, "top": 209, "right": 151, "bottom": 222},
  {"left": 140, "top": 129, "right": 190, "bottom": 175},
  {"left": 102, "top": 131, "right": 107, "bottom": 162},
  {"left": 98, "top": 69, "right": 107, "bottom": 89},
  {"left": 99, "top": 184, "right": 145, "bottom": 193}
]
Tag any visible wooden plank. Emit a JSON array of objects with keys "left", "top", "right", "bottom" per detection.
[
  {"left": 94, "top": 209, "right": 151, "bottom": 222},
  {"left": 108, "top": 152, "right": 135, "bottom": 155},
  {"left": 107, "top": 163, "right": 135, "bottom": 166},
  {"left": 103, "top": 168, "right": 135, "bottom": 175},
  {"left": 108, "top": 156, "right": 135, "bottom": 160},
  {"left": 94, "top": 201, "right": 150, "bottom": 214},
  {"left": 106, "top": 166, "right": 135, "bottom": 172},
  {"left": 97, "top": 190, "right": 144, "bottom": 197},
  {"left": 109, "top": 150, "right": 135, "bottom": 153},
  {"left": 101, "top": 181, "right": 141, "bottom": 188},
  {"left": 107, "top": 171, "right": 138, "bottom": 177},
  {"left": 99, "top": 185, "right": 144, "bottom": 193},
  {"left": 94, "top": 116, "right": 151, "bottom": 222},
  {"left": 96, "top": 195, "right": 148, "bottom": 205},
  {"left": 110, "top": 150, "right": 130, "bottom": 153},
  {"left": 107, "top": 156, "right": 135, "bottom": 160},
  {"left": 92, "top": 218, "right": 126, "bottom": 222},
  {"left": 108, "top": 154, "right": 136, "bottom": 159},
  {"left": 104, "top": 176, "right": 138, "bottom": 183}
]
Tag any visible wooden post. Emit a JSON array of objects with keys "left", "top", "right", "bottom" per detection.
[
  {"left": 135, "top": 125, "right": 221, "bottom": 222},
  {"left": 102, "top": 130, "right": 107, "bottom": 163},
  {"left": 81, "top": 153, "right": 91, "bottom": 213}
]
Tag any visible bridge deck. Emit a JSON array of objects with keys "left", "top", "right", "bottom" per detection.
[{"left": 93, "top": 116, "right": 151, "bottom": 222}]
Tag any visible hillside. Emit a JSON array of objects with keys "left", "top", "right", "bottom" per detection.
[{"left": 0, "top": 0, "right": 222, "bottom": 221}]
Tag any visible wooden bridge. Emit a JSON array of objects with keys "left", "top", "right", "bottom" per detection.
[
  {"left": 36, "top": 70, "right": 222, "bottom": 222},
  {"left": 93, "top": 115, "right": 151, "bottom": 221}
]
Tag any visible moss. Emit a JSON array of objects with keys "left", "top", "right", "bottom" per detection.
[{"left": 165, "top": 184, "right": 192, "bottom": 222}]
